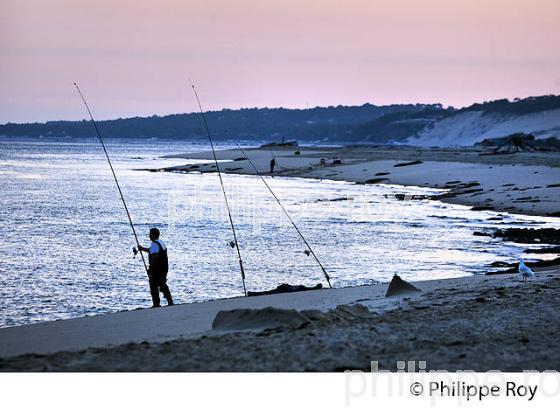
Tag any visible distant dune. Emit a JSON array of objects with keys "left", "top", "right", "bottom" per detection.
[{"left": 406, "top": 108, "right": 560, "bottom": 147}]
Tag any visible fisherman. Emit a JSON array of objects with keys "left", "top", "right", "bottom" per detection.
[
  {"left": 137, "top": 228, "right": 174, "bottom": 308},
  {"left": 270, "top": 157, "right": 276, "bottom": 174}
]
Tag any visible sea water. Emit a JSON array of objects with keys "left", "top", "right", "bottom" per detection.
[{"left": 0, "top": 137, "right": 558, "bottom": 327}]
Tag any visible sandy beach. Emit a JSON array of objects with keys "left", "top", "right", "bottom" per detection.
[
  {"left": 161, "top": 145, "right": 560, "bottom": 217},
  {"left": 1, "top": 264, "right": 558, "bottom": 371}
]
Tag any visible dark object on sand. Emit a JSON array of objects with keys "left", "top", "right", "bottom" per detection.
[
  {"left": 394, "top": 193, "right": 430, "bottom": 201},
  {"left": 363, "top": 178, "right": 389, "bottom": 184},
  {"left": 524, "top": 246, "right": 560, "bottom": 254},
  {"left": 385, "top": 274, "right": 421, "bottom": 297},
  {"left": 394, "top": 160, "right": 423, "bottom": 167},
  {"left": 261, "top": 140, "right": 299, "bottom": 148},
  {"left": 491, "top": 228, "right": 560, "bottom": 244},
  {"left": 247, "top": 283, "right": 323, "bottom": 297},
  {"left": 476, "top": 133, "right": 540, "bottom": 153},
  {"left": 471, "top": 206, "right": 495, "bottom": 211}
]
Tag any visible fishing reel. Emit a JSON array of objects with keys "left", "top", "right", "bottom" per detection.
[
  {"left": 304, "top": 249, "right": 311, "bottom": 256},
  {"left": 229, "top": 240, "right": 236, "bottom": 248},
  {"left": 132, "top": 246, "right": 139, "bottom": 258}
]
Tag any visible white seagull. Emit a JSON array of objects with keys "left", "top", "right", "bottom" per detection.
[{"left": 518, "top": 259, "right": 535, "bottom": 282}]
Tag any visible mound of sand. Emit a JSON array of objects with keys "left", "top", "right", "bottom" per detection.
[
  {"left": 211, "top": 304, "right": 373, "bottom": 331},
  {"left": 212, "top": 307, "right": 311, "bottom": 331}
]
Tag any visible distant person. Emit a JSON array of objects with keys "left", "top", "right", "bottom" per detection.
[
  {"left": 270, "top": 157, "right": 276, "bottom": 174},
  {"left": 137, "top": 228, "right": 174, "bottom": 308}
]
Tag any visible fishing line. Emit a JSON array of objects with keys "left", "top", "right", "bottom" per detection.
[
  {"left": 234, "top": 144, "right": 332, "bottom": 288},
  {"left": 189, "top": 82, "right": 247, "bottom": 296},
  {"left": 73, "top": 82, "right": 149, "bottom": 278}
]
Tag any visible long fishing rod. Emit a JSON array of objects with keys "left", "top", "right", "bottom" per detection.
[
  {"left": 190, "top": 82, "right": 247, "bottom": 296},
  {"left": 235, "top": 144, "right": 332, "bottom": 288},
  {"left": 73, "top": 82, "right": 149, "bottom": 278}
]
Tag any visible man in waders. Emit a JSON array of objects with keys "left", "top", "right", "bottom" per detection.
[
  {"left": 270, "top": 157, "right": 276, "bottom": 174},
  {"left": 138, "top": 228, "right": 174, "bottom": 308}
]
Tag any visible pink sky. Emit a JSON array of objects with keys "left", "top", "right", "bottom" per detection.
[{"left": 1, "top": 0, "right": 559, "bottom": 123}]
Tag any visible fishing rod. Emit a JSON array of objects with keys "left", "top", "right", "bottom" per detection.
[
  {"left": 73, "top": 82, "right": 150, "bottom": 278},
  {"left": 189, "top": 82, "right": 247, "bottom": 296},
  {"left": 234, "top": 144, "right": 332, "bottom": 288}
]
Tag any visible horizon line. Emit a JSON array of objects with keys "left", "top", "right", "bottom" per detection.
[{"left": 2, "top": 93, "right": 558, "bottom": 127}]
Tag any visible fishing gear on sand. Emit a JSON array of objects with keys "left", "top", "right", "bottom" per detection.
[
  {"left": 190, "top": 82, "right": 248, "bottom": 296},
  {"left": 73, "top": 82, "right": 150, "bottom": 279},
  {"left": 234, "top": 144, "right": 332, "bottom": 288}
]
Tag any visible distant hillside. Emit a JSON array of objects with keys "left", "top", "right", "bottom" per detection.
[
  {"left": 405, "top": 95, "right": 560, "bottom": 147},
  {"left": 0, "top": 103, "right": 440, "bottom": 143},
  {"left": 1, "top": 95, "right": 559, "bottom": 146}
]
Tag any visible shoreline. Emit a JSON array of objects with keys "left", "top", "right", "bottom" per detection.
[
  {"left": 0, "top": 274, "right": 476, "bottom": 359},
  {"left": 1, "top": 264, "right": 559, "bottom": 370},
  {"left": 159, "top": 145, "right": 560, "bottom": 218}
]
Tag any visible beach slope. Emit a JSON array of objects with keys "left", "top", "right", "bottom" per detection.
[{"left": 1, "top": 266, "right": 559, "bottom": 371}]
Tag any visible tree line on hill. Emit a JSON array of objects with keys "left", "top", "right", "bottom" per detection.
[{"left": 1, "top": 95, "right": 559, "bottom": 144}]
